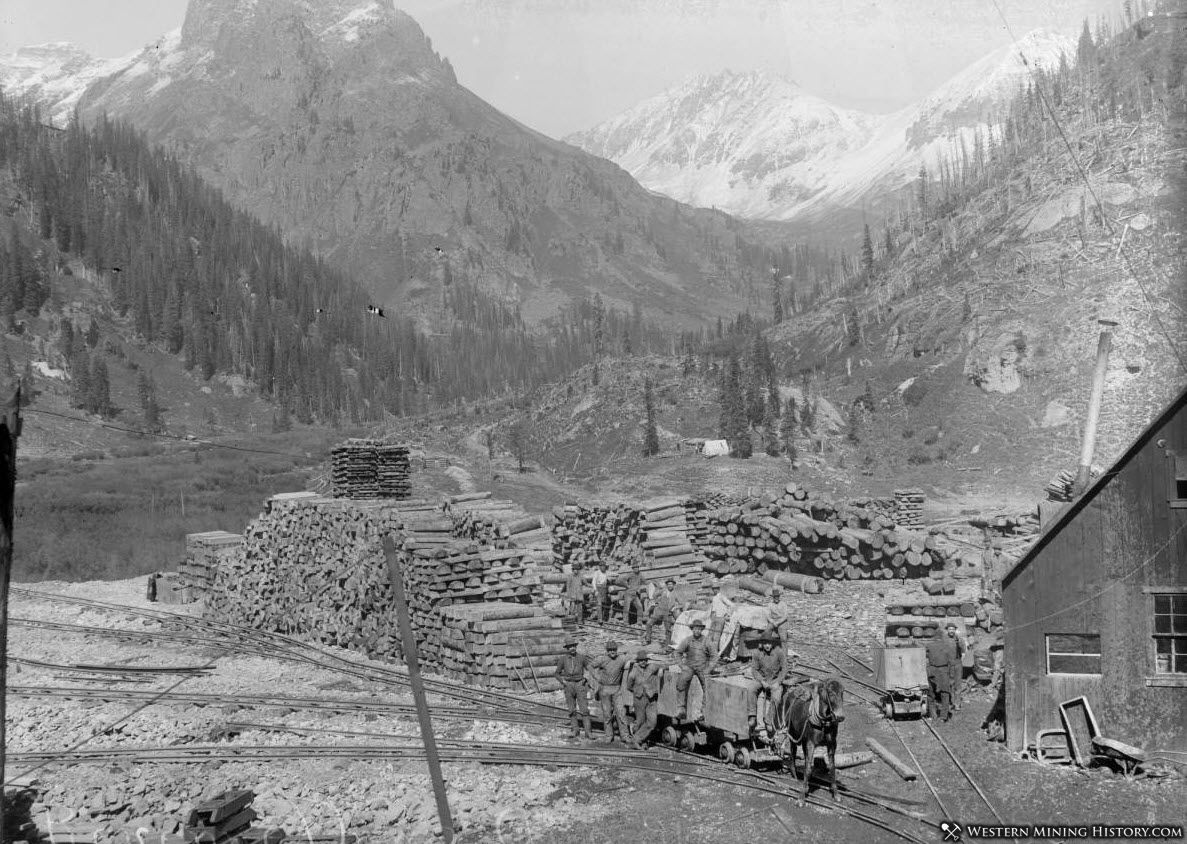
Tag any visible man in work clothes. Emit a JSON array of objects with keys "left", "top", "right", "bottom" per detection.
[
  {"left": 766, "top": 587, "right": 789, "bottom": 645},
  {"left": 564, "top": 564, "right": 585, "bottom": 624},
  {"left": 556, "top": 638, "right": 593, "bottom": 739},
  {"left": 675, "top": 619, "right": 718, "bottom": 721},
  {"left": 950, "top": 623, "right": 968, "bottom": 712},
  {"left": 643, "top": 579, "right": 680, "bottom": 647},
  {"left": 747, "top": 632, "right": 786, "bottom": 735},
  {"left": 620, "top": 568, "right": 646, "bottom": 625},
  {"left": 591, "top": 562, "right": 610, "bottom": 623},
  {"left": 926, "top": 623, "right": 960, "bottom": 722},
  {"left": 623, "top": 649, "right": 661, "bottom": 748},
  {"left": 590, "top": 640, "right": 629, "bottom": 742}
]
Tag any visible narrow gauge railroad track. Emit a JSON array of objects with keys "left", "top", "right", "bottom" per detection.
[
  {"left": 9, "top": 742, "right": 933, "bottom": 843},
  {"left": 18, "top": 591, "right": 934, "bottom": 841},
  {"left": 9, "top": 686, "right": 569, "bottom": 727},
  {"left": 10, "top": 656, "right": 213, "bottom": 677},
  {"left": 11, "top": 591, "right": 569, "bottom": 719}
]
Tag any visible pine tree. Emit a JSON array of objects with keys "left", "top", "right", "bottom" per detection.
[
  {"left": 847, "top": 303, "right": 861, "bottom": 347},
  {"left": 847, "top": 403, "right": 862, "bottom": 443},
  {"left": 762, "top": 401, "right": 780, "bottom": 456},
  {"left": 508, "top": 419, "right": 527, "bottom": 472},
  {"left": 780, "top": 396, "right": 798, "bottom": 459},
  {"left": 57, "top": 320, "right": 75, "bottom": 361},
  {"left": 860, "top": 224, "right": 875, "bottom": 282},
  {"left": 89, "top": 355, "right": 111, "bottom": 417},
  {"left": 71, "top": 349, "right": 91, "bottom": 410},
  {"left": 642, "top": 378, "right": 660, "bottom": 457},
  {"left": 719, "top": 355, "right": 751, "bottom": 458},
  {"left": 771, "top": 271, "right": 784, "bottom": 325},
  {"left": 85, "top": 319, "right": 100, "bottom": 349},
  {"left": 801, "top": 395, "right": 815, "bottom": 436}
]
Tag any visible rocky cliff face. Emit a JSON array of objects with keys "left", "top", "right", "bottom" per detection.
[{"left": 67, "top": 0, "right": 759, "bottom": 323}]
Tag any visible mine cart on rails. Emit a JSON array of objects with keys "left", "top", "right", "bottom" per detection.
[
  {"left": 872, "top": 645, "right": 928, "bottom": 719},
  {"left": 653, "top": 664, "right": 805, "bottom": 769}
]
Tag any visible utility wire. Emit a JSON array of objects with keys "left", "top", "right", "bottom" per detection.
[
  {"left": 22, "top": 407, "right": 315, "bottom": 460},
  {"left": 988, "top": 0, "right": 1187, "bottom": 373}
]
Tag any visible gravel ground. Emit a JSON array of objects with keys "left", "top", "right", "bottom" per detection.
[{"left": 7, "top": 577, "right": 1184, "bottom": 844}]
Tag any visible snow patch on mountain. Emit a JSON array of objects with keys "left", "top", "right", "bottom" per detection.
[
  {"left": 0, "top": 42, "right": 137, "bottom": 125},
  {"left": 568, "top": 29, "right": 1074, "bottom": 221},
  {"left": 323, "top": 2, "right": 385, "bottom": 42}
]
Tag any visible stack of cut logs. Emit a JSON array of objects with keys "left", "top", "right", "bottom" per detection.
[
  {"left": 330, "top": 439, "right": 411, "bottom": 499},
  {"left": 969, "top": 511, "right": 1042, "bottom": 538},
  {"left": 436, "top": 602, "right": 564, "bottom": 691},
  {"left": 894, "top": 488, "right": 925, "bottom": 527},
  {"left": 550, "top": 502, "right": 644, "bottom": 570},
  {"left": 206, "top": 495, "right": 407, "bottom": 659},
  {"left": 637, "top": 497, "right": 704, "bottom": 584},
  {"left": 398, "top": 542, "right": 537, "bottom": 664},
  {"left": 444, "top": 492, "right": 551, "bottom": 560},
  {"left": 698, "top": 483, "right": 951, "bottom": 581},
  {"left": 177, "top": 531, "right": 245, "bottom": 597},
  {"left": 884, "top": 597, "right": 978, "bottom": 646},
  {"left": 1044, "top": 469, "right": 1077, "bottom": 502}
]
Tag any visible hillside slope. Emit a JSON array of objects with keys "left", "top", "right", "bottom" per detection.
[{"left": 40, "top": 0, "right": 773, "bottom": 324}]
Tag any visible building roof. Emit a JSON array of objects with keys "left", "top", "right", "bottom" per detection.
[{"left": 1002, "top": 384, "right": 1187, "bottom": 591}]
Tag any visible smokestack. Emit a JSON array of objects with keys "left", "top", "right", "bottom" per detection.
[{"left": 1073, "top": 319, "right": 1118, "bottom": 497}]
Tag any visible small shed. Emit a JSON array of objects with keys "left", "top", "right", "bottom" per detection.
[
  {"left": 1002, "top": 386, "right": 1187, "bottom": 755},
  {"left": 702, "top": 439, "right": 731, "bottom": 458}
]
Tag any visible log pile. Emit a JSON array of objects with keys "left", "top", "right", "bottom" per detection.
[
  {"left": 436, "top": 602, "right": 565, "bottom": 692},
  {"left": 969, "top": 511, "right": 1042, "bottom": 538},
  {"left": 550, "top": 502, "right": 644, "bottom": 569},
  {"left": 178, "top": 531, "right": 244, "bottom": 596},
  {"left": 206, "top": 495, "right": 406, "bottom": 658},
  {"left": 444, "top": 492, "right": 552, "bottom": 563},
  {"left": 883, "top": 595, "right": 1003, "bottom": 646},
  {"left": 697, "top": 483, "right": 951, "bottom": 581},
  {"left": 894, "top": 488, "right": 925, "bottom": 527},
  {"left": 636, "top": 497, "right": 704, "bottom": 584},
  {"left": 330, "top": 439, "right": 411, "bottom": 499}
]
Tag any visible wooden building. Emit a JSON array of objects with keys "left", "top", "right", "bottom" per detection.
[{"left": 1002, "top": 386, "right": 1187, "bottom": 755}]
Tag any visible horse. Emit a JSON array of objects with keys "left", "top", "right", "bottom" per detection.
[{"left": 772, "top": 677, "right": 846, "bottom": 805}]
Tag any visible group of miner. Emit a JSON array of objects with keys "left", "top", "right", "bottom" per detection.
[{"left": 555, "top": 575, "right": 797, "bottom": 745}]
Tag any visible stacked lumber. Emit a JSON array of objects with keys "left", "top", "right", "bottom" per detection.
[
  {"left": 153, "top": 572, "right": 195, "bottom": 605},
  {"left": 697, "top": 483, "right": 950, "bottom": 581},
  {"left": 445, "top": 492, "right": 550, "bottom": 555},
  {"left": 1045, "top": 468, "right": 1076, "bottom": 502},
  {"left": 398, "top": 542, "right": 537, "bottom": 664},
  {"left": 183, "top": 789, "right": 275, "bottom": 843},
  {"left": 436, "top": 602, "right": 564, "bottom": 692},
  {"left": 206, "top": 495, "right": 406, "bottom": 659},
  {"left": 178, "top": 531, "right": 244, "bottom": 595},
  {"left": 637, "top": 497, "right": 704, "bottom": 584},
  {"left": 684, "top": 493, "right": 747, "bottom": 544},
  {"left": 550, "top": 501, "right": 644, "bottom": 569},
  {"left": 894, "top": 488, "right": 925, "bottom": 527},
  {"left": 330, "top": 439, "right": 411, "bottom": 499},
  {"left": 884, "top": 596, "right": 990, "bottom": 646},
  {"left": 969, "top": 511, "right": 1042, "bottom": 537}
]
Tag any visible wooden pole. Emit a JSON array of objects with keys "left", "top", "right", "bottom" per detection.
[
  {"left": 382, "top": 536, "right": 455, "bottom": 843},
  {"left": 1073, "top": 321, "right": 1116, "bottom": 496},
  {"left": 0, "top": 386, "right": 22, "bottom": 837}
]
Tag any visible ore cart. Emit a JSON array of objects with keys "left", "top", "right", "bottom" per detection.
[
  {"left": 873, "top": 645, "right": 928, "bottom": 719},
  {"left": 655, "top": 668, "right": 783, "bottom": 769}
]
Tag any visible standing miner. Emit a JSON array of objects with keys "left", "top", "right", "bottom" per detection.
[
  {"left": 591, "top": 561, "right": 610, "bottom": 623},
  {"left": 747, "top": 631, "right": 787, "bottom": 735},
  {"left": 564, "top": 564, "right": 585, "bottom": 624},
  {"left": 556, "top": 638, "right": 593, "bottom": 739},
  {"left": 708, "top": 585, "right": 735, "bottom": 659},
  {"left": 591, "top": 640, "right": 629, "bottom": 743},
  {"left": 624, "top": 649, "right": 661, "bottom": 748},
  {"left": 766, "top": 587, "right": 789, "bottom": 644},
  {"left": 675, "top": 619, "right": 718, "bottom": 721},
  {"left": 643, "top": 579, "right": 680, "bottom": 647},
  {"left": 621, "top": 567, "right": 646, "bottom": 625},
  {"left": 926, "top": 622, "right": 960, "bottom": 722}
]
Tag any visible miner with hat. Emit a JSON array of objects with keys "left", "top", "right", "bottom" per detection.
[
  {"left": 926, "top": 622, "right": 960, "bottom": 722},
  {"left": 674, "top": 618, "right": 718, "bottom": 721},
  {"left": 590, "top": 639, "right": 630, "bottom": 742},
  {"left": 643, "top": 578, "right": 681, "bottom": 647},
  {"left": 623, "top": 649, "right": 661, "bottom": 748},
  {"left": 766, "top": 586, "right": 789, "bottom": 645},
  {"left": 555, "top": 637, "right": 593, "bottom": 739},
  {"left": 746, "top": 630, "right": 787, "bottom": 735}
]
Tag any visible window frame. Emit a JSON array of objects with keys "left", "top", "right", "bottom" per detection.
[
  {"left": 1044, "top": 633, "right": 1102, "bottom": 676},
  {"left": 1145, "top": 587, "right": 1187, "bottom": 687},
  {"left": 1168, "top": 452, "right": 1187, "bottom": 509}
]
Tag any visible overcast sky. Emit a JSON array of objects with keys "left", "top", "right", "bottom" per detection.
[{"left": 1, "top": 0, "right": 1124, "bottom": 137}]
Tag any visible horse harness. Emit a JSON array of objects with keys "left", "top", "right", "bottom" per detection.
[{"left": 777, "top": 683, "right": 838, "bottom": 749}]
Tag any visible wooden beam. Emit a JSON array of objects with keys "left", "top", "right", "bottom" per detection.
[{"left": 383, "top": 536, "right": 455, "bottom": 843}]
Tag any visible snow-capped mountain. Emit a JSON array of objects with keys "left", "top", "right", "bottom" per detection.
[
  {"left": 0, "top": 42, "right": 137, "bottom": 125},
  {"left": 566, "top": 30, "right": 1075, "bottom": 222},
  {"left": 565, "top": 70, "right": 879, "bottom": 218}
]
